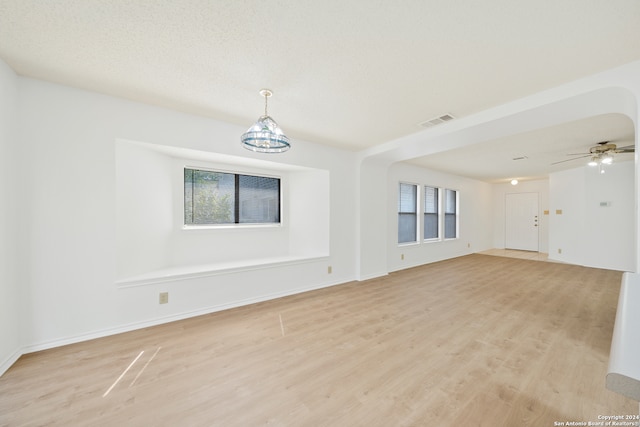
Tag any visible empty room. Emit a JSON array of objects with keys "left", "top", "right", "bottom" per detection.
[{"left": 1, "top": 1, "right": 640, "bottom": 426}]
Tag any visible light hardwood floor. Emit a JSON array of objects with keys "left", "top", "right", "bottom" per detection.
[{"left": 1, "top": 254, "right": 637, "bottom": 426}]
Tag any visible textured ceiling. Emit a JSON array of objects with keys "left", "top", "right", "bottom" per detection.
[{"left": 1, "top": 0, "right": 639, "bottom": 181}]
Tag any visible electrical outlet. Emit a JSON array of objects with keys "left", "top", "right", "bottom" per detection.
[
  {"left": 401, "top": 254, "right": 405, "bottom": 260},
  {"left": 558, "top": 248, "right": 562, "bottom": 254},
  {"left": 327, "top": 266, "right": 332, "bottom": 274},
  {"left": 159, "top": 292, "right": 169, "bottom": 304}
]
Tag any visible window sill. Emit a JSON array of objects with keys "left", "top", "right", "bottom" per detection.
[
  {"left": 398, "top": 241, "right": 420, "bottom": 247},
  {"left": 116, "top": 254, "right": 329, "bottom": 288},
  {"left": 183, "top": 223, "right": 282, "bottom": 231}
]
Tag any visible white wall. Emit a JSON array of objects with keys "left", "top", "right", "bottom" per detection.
[
  {"left": 0, "top": 57, "right": 22, "bottom": 373},
  {"left": 116, "top": 141, "right": 174, "bottom": 277},
  {"left": 287, "top": 168, "right": 331, "bottom": 257},
  {"left": 357, "top": 157, "right": 391, "bottom": 279},
  {"left": 549, "top": 161, "right": 636, "bottom": 271},
  {"left": 492, "top": 179, "right": 550, "bottom": 253},
  {"left": 387, "top": 162, "right": 494, "bottom": 272},
  {"left": 491, "top": 170, "right": 635, "bottom": 272},
  {"left": 14, "top": 76, "right": 357, "bottom": 352}
]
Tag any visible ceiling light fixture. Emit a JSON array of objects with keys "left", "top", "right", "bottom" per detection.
[
  {"left": 587, "top": 153, "right": 614, "bottom": 173},
  {"left": 241, "top": 89, "right": 290, "bottom": 153},
  {"left": 601, "top": 155, "right": 613, "bottom": 165},
  {"left": 587, "top": 154, "right": 613, "bottom": 174},
  {"left": 510, "top": 179, "right": 519, "bottom": 186}
]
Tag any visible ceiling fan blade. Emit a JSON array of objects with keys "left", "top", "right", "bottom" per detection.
[
  {"left": 551, "top": 154, "right": 590, "bottom": 165},
  {"left": 616, "top": 145, "right": 635, "bottom": 153}
]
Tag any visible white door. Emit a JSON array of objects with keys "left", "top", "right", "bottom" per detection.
[{"left": 505, "top": 192, "right": 539, "bottom": 251}]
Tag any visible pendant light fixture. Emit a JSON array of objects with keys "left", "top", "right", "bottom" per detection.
[{"left": 241, "top": 89, "right": 290, "bottom": 153}]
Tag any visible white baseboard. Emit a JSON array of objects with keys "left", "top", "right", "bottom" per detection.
[
  {"left": 357, "top": 271, "right": 388, "bottom": 281},
  {"left": 0, "top": 348, "right": 22, "bottom": 377}
]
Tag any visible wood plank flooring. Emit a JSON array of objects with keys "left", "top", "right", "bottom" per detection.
[{"left": 1, "top": 254, "right": 637, "bottom": 426}]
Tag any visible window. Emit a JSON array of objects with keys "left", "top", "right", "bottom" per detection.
[
  {"left": 424, "top": 186, "right": 439, "bottom": 239},
  {"left": 444, "top": 188, "right": 458, "bottom": 239},
  {"left": 184, "top": 168, "right": 280, "bottom": 225},
  {"left": 397, "top": 182, "right": 460, "bottom": 245},
  {"left": 398, "top": 183, "right": 418, "bottom": 243}
]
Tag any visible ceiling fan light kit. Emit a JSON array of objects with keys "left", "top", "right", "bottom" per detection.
[{"left": 601, "top": 155, "right": 613, "bottom": 165}]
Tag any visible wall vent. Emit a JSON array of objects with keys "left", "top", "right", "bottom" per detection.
[{"left": 419, "top": 113, "right": 455, "bottom": 128}]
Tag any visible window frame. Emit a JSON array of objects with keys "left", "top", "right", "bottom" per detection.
[
  {"left": 398, "top": 182, "right": 419, "bottom": 245},
  {"left": 423, "top": 185, "right": 440, "bottom": 241},
  {"left": 397, "top": 182, "right": 460, "bottom": 246},
  {"left": 443, "top": 188, "right": 459, "bottom": 240},
  {"left": 183, "top": 166, "right": 282, "bottom": 229}
]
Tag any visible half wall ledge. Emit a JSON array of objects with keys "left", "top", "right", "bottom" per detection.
[{"left": 116, "top": 255, "right": 329, "bottom": 288}]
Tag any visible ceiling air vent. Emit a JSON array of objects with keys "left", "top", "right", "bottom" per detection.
[{"left": 419, "top": 113, "right": 455, "bottom": 128}]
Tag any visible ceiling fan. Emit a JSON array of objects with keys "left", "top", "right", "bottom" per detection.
[{"left": 552, "top": 141, "right": 635, "bottom": 166}]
